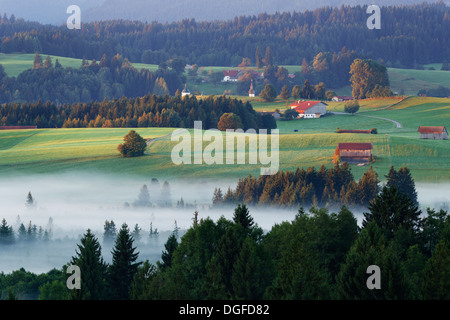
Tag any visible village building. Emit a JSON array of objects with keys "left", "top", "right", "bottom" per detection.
[
  {"left": 249, "top": 80, "right": 255, "bottom": 97},
  {"left": 332, "top": 96, "right": 354, "bottom": 102},
  {"left": 0, "top": 126, "right": 38, "bottom": 130},
  {"left": 417, "top": 126, "right": 448, "bottom": 140},
  {"left": 335, "top": 142, "right": 373, "bottom": 163},
  {"left": 222, "top": 70, "right": 239, "bottom": 82},
  {"left": 181, "top": 84, "right": 191, "bottom": 97},
  {"left": 290, "top": 100, "right": 327, "bottom": 118},
  {"left": 260, "top": 111, "right": 281, "bottom": 120}
]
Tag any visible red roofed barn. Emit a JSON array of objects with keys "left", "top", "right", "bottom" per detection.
[
  {"left": 290, "top": 100, "right": 327, "bottom": 118},
  {"left": 417, "top": 126, "right": 448, "bottom": 140},
  {"left": 335, "top": 142, "right": 373, "bottom": 163}
]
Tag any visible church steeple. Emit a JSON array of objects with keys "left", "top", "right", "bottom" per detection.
[{"left": 249, "top": 80, "right": 255, "bottom": 97}]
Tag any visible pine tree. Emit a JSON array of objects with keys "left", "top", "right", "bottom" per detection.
[
  {"left": 262, "top": 46, "right": 273, "bottom": 66},
  {"left": 25, "top": 191, "right": 35, "bottom": 208},
  {"left": 159, "top": 232, "right": 178, "bottom": 270},
  {"left": 134, "top": 184, "right": 151, "bottom": 207},
  {"left": 233, "top": 204, "right": 254, "bottom": 232},
  {"left": 70, "top": 229, "right": 107, "bottom": 300},
  {"left": 421, "top": 240, "right": 450, "bottom": 299},
  {"left": 255, "top": 46, "right": 262, "bottom": 69},
  {"left": 212, "top": 187, "right": 224, "bottom": 206},
  {"left": 33, "top": 52, "right": 43, "bottom": 69},
  {"left": 103, "top": 220, "right": 117, "bottom": 244},
  {"left": 43, "top": 55, "right": 52, "bottom": 68},
  {"left": 363, "top": 185, "right": 422, "bottom": 237},
  {"left": 0, "top": 218, "right": 14, "bottom": 244},
  {"left": 107, "top": 223, "right": 141, "bottom": 300}
]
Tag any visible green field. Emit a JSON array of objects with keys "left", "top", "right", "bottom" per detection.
[
  {"left": 2, "top": 53, "right": 449, "bottom": 97},
  {"left": 0, "top": 53, "right": 159, "bottom": 77},
  {"left": 0, "top": 97, "right": 449, "bottom": 182}
]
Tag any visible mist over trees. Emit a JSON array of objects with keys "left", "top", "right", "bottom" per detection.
[{"left": 212, "top": 164, "right": 382, "bottom": 208}]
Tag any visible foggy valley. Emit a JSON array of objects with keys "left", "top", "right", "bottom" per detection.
[{"left": 0, "top": 173, "right": 448, "bottom": 274}]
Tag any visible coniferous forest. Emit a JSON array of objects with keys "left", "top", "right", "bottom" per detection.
[
  {"left": 0, "top": 3, "right": 448, "bottom": 68},
  {"left": 1, "top": 188, "right": 448, "bottom": 300}
]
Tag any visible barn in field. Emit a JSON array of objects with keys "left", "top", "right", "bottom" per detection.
[
  {"left": 290, "top": 100, "right": 327, "bottom": 118},
  {"left": 335, "top": 142, "right": 373, "bottom": 163},
  {"left": 417, "top": 126, "right": 448, "bottom": 140},
  {"left": 0, "top": 126, "right": 37, "bottom": 130},
  {"left": 332, "top": 96, "right": 354, "bottom": 102}
]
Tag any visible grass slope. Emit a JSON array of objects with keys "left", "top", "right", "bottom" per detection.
[
  {"left": 0, "top": 97, "right": 449, "bottom": 182},
  {"left": 0, "top": 53, "right": 158, "bottom": 77}
]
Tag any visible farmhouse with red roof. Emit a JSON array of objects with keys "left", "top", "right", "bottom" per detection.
[
  {"left": 222, "top": 70, "right": 240, "bottom": 82},
  {"left": 417, "top": 126, "right": 448, "bottom": 140},
  {"left": 290, "top": 100, "right": 327, "bottom": 118},
  {"left": 335, "top": 142, "right": 373, "bottom": 163}
]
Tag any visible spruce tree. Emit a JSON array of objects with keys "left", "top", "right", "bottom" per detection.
[
  {"left": 233, "top": 204, "right": 254, "bottom": 231},
  {"left": 363, "top": 184, "right": 421, "bottom": 237},
  {"left": 107, "top": 223, "right": 141, "bottom": 300},
  {"left": 70, "top": 229, "right": 107, "bottom": 300},
  {"left": 103, "top": 220, "right": 117, "bottom": 245},
  {"left": 159, "top": 232, "right": 178, "bottom": 270},
  {"left": 134, "top": 184, "right": 151, "bottom": 207},
  {"left": 0, "top": 218, "right": 14, "bottom": 244}
]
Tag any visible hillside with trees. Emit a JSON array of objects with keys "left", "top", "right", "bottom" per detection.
[
  {"left": 0, "top": 3, "right": 448, "bottom": 68},
  {"left": 0, "top": 93, "right": 276, "bottom": 131}
]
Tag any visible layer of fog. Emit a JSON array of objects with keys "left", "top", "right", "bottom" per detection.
[{"left": 0, "top": 173, "right": 448, "bottom": 274}]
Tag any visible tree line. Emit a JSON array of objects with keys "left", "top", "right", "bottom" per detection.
[
  {"left": 0, "top": 53, "right": 186, "bottom": 104},
  {"left": 1, "top": 3, "right": 448, "bottom": 68},
  {"left": 0, "top": 92, "right": 276, "bottom": 131},
  {"left": 212, "top": 165, "right": 417, "bottom": 209}
]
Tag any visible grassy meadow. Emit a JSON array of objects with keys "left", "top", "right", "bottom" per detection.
[
  {"left": 2, "top": 53, "right": 449, "bottom": 98},
  {"left": 0, "top": 96, "right": 449, "bottom": 183}
]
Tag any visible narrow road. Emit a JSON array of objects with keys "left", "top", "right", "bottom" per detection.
[
  {"left": 144, "top": 129, "right": 185, "bottom": 154},
  {"left": 331, "top": 112, "right": 402, "bottom": 128}
]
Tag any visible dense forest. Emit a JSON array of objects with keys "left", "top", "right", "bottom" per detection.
[
  {"left": 1, "top": 3, "right": 449, "bottom": 68},
  {"left": 0, "top": 92, "right": 276, "bottom": 130},
  {"left": 0, "top": 53, "right": 186, "bottom": 104},
  {"left": 1, "top": 187, "right": 449, "bottom": 300}
]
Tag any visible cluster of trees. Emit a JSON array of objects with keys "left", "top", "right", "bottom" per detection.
[
  {"left": 212, "top": 165, "right": 418, "bottom": 209},
  {"left": 0, "top": 53, "right": 186, "bottom": 104},
  {"left": 213, "top": 164, "right": 382, "bottom": 208},
  {"left": 0, "top": 93, "right": 276, "bottom": 131},
  {"left": 127, "top": 180, "right": 172, "bottom": 208},
  {"left": 349, "top": 59, "right": 392, "bottom": 99},
  {"left": 1, "top": 3, "right": 448, "bottom": 68},
  {"left": 0, "top": 217, "right": 53, "bottom": 245},
  {"left": 418, "top": 86, "right": 450, "bottom": 98},
  {"left": 300, "top": 48, "right": 359, "bottom": 89}
]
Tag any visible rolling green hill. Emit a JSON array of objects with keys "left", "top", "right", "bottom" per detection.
[
  {"left": 2, "top": 53, "right": 449, "bottom": 97},
  {"left": 0, "top": 97, "right": 448, "bottom": 182},
  {"left": 0, "top": 53, "right": 159, "bottom": 77}
]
